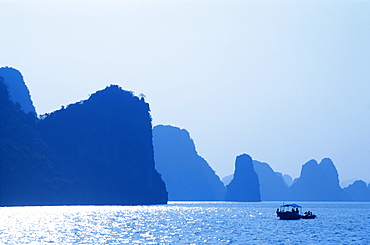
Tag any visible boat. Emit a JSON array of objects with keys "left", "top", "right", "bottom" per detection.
[
  {"left": 301, "top": 211, "right": 316, "bottom": 219},
  {"left": 276, "top": 204, "right": 316, "bottom": 220},
  {"left": 276, "top": 204, "right": 302, "bottom": 220}
]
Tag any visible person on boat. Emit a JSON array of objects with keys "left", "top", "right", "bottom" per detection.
[{"left": 295, "top": 208, "right": 299, "bottom": 214}]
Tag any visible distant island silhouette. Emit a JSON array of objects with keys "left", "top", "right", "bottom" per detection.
[
  {"left": 223, "top": 157, "right": 368, "bottom": 202},
  {"left": 343, "top": 180, "right": 370, "bottom": 201},
  {"left": 252, "top": 160, "right": 289, "bottom": 201},
  {"left": 289, "top": 158, "right": 351, "bottom": 201},
  {"left": 153, "top": 125, "right": 225, "bottom": 201}
]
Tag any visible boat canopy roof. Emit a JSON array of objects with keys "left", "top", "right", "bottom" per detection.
[{"left": 281, "top": 204, "right": 301, "bottom": 208}]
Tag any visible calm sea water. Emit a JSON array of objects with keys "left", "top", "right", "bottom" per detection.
[{"left": 0, "top": 201, "right": 369, "bottom": 244}]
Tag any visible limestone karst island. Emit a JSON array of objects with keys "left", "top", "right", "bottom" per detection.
[{"left": 1, "top": 67, "right": 370, "bottom": 206}]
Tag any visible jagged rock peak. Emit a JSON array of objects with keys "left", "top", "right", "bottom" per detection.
[
  {"left": 298, "top": 159, "right": 319, "bottom": 179},
  {"left": 0, "top": 66, "right": 36, "bottom": 114},
  {"left": 303, "top": 159, "right": 319, "bottom": 168},
  {"left": 319, "top": 158, "right": 340, "bottom": 184},
  {"left": 300, "top": 158, "right": 339, "bottom": 182},
  {"left": 234, "top": 154, "right": 253, "bottom": 176},
  {"left": 90, "top": 84, "right": 135, "bottom": 100},
  {"left": 79, "top": 84, "right": 147, "bottom": 108}
]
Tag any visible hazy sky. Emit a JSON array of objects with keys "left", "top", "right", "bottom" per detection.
[{"left": 2, "top": 0, "right": 370, "bottom": 183}]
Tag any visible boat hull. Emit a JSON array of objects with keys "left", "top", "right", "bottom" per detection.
[
  {"left": 277, "top": 211, "right": 301, "bottom": 220},
  {"left": 301, "top": 215, "right": 316, "bottom": 219}
]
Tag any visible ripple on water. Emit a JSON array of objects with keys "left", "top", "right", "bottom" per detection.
[{"left": 0, "top": 202, "right": 369, "bottom": 244}]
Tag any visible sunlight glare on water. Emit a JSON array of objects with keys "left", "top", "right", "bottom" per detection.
[{"left": 0, "top": 202, "right": 369, "bottom": 244}]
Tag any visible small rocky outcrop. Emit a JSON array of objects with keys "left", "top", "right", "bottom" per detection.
[
  {"left": 222, "top": 174, "right": 233, "bottom": 186},
  {"left": 225, "top": 154, "right": 261, "bottom": 202},
  {"left": 282, "top": 174, "right": 293, "bottom": 187}
]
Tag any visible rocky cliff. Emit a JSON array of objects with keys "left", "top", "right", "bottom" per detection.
[
  {"left": 38, "top": 85, "right": 168, "bottom": 205},
  {"left": 153, "top": 125, "right": 225, "bottom": 200},
  {"left": 0, "top": 76, "right": 65, "bottom": 205},
  {"left": 0, "top": 74, "right": 168, "bottom": 206}
]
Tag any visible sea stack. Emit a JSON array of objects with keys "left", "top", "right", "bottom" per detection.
[{"left": 225, "top": 154, "right": 261, "bottom": 202}]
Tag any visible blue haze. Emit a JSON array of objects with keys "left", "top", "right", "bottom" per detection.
[{"left": 1, "top": 1, "right": 370, "bottom": 182}]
